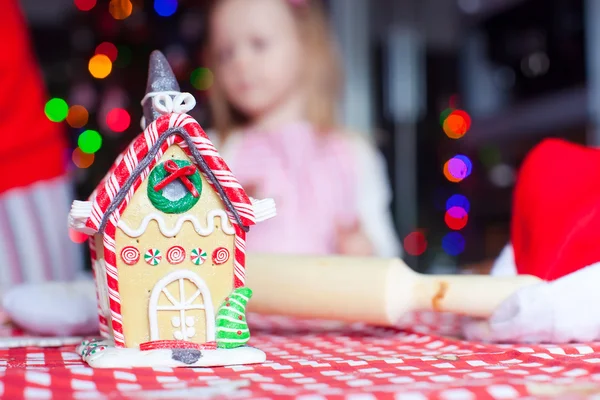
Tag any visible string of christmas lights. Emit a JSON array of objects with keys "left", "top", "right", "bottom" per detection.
[
  {"left": 440, "top": 103, "right": 472, "bottom": 257},
  {"left": 45, "top": 0, "right": 211, "bottom": 243}
]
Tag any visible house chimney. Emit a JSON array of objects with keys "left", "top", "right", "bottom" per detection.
[{"left": 143, "top": 50, "right": 181, "bottom": 125}]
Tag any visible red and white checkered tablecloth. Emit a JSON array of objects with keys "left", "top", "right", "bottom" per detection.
[{"left": 2, "top": 312, "right": 600, "bottom": 399}]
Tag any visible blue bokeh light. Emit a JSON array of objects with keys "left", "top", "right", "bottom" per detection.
[
  {"left": 442, "top": 232, "right": 466, "bottom": 256},
  {"left": 154, "top": 0, "right": 178, "bottom": 17},
  {"left": 454, "top": 154, "right": 472, "bottom": 177},
  {"left": 446, "top": 194, "right": 470, "bottom": 213}
]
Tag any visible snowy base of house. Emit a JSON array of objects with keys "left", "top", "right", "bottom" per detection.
[{"left": 77, "top": 338, "right": 267, "bottom": 368}]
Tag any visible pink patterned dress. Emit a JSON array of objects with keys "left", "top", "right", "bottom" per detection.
[{"left": 212, "top": 121, "right": 400, "bottom": 257}]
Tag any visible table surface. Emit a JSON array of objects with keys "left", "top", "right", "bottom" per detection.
[{"left": 2, "top": 312, "right": 600, "bottom": 399}]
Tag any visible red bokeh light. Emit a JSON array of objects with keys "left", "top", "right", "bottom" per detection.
[
  {"left": 69, "top": 228, "right": 89, "bottom": 243},
  {"left": 95, "top": 42, "right": 119, "bottom": 62},
  {"left": 444, "top": 206, "right": 468, "bottom": 230},
  {"left": 403, "top": 231, "right": 427, "bottom": 256},
  {"left": 74, "top": 0, "right": 96, "bottom": 11},
  {"left": 106, "top": 108, "right": 131, "bottom": 133}
]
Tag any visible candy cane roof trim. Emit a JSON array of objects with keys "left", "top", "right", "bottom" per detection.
[{"left": 85, "top": 113, "right": 255, "bottom": 235}]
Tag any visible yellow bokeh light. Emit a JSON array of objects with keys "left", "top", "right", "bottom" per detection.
[
  {"left": 109, "top": 0, "right": 133, "bottom": 20},
  {"left": 66, "top": 105, "right": 89, "bottom": 128},
  {"left": 89, "top": 54, "right": 113, "bottom": 79}
]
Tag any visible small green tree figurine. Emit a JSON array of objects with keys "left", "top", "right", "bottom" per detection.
[{"left": 216, "top": 287, "right": 253, "bottom": 349}]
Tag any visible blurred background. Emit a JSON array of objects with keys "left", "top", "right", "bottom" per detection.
[{"left": 20, "top": 0, "right": 592, "bottom": 274}]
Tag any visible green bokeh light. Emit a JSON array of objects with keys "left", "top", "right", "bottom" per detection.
[
  {"left": 114, "top": 45, "right": 132, "bottom": 68},
  {"left": 44, "top": 98, "right": 69, "bottom": 122},
  {"left": 439, "top": 108, "right": 455, "bottom": 127},
  {"left": 479, "top": 145, "right": 502, "bottom": 169},
  {"left": 78, "top": 130, "right": 103, "bottom": 154},
  {"left": 190, "top": 67, "right": 214, "bottom": 90}
]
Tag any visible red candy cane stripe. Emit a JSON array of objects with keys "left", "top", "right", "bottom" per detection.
[{"left": 166, "top": 246, "right": 185, "bottom": 264}]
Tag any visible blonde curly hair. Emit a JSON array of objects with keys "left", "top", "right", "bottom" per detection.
[{"left": 205, "top": 0, "right": 343, "bottom": 137}]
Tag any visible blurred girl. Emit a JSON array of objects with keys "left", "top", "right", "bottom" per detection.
[{"left": 206, "top": 0, "right": 400, "bottom": 257}]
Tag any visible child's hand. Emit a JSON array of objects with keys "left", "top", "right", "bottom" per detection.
[{"left": 335, "top": 220, "right": 373, "bottom": 256}]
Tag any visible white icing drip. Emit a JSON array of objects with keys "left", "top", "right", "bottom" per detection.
[
  {"left": 250, "top": 198, "right": 277, "bottom": 222},
  {"left": 68, "top": 198, "right": 274, "bottom": 236},
  {"left": 118, "top": 209, "right": 235, "bottom": 238},
  {"left": 68, "top": 200, "right": 97, "bottom": 235},
  {"left": 148, "top": 270, "right": 216, "bottom": 342},
  {"left": 78, "top": 339, "right": 266, "bottom": 368}
]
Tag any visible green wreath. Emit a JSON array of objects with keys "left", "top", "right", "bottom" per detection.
[{"left": 147, "top": 159, "right": 202, "bottom": 214}]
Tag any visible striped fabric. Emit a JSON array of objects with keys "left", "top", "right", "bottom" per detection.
[{"left": 0, "top": 176, "right": 84, "bottom": 294}]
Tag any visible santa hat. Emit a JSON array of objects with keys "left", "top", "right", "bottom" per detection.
[
  {"left": 511, "top": 138, "right": 600, "bottom": 281},
  {"left": 0, "top": 0, "right": 67, "bottom": 194}
]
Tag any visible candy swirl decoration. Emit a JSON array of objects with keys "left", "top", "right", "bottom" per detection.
[
  {"left": 166, "top": 246, "right": 185, "bottom": 264},
  {"left": 190, "top": 248, "right": 207, "bottom": 265},
  {"left": 212, "top": 247, "right": 229, "bottom": 265},
  {"left": 144, "top": 248, "right": 162, "bottom": 266},
  {"left": 120, "top": 246, "right": 140, "bottom": 265},
  {"left": 148, "top": 159, "right": 202, "bottom": 214},
  {"left": 216, "top": 287, "right": 253, "bottom": 349}
]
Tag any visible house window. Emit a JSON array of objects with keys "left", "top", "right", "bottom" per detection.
[{"left": 148, "top": 159, "right": 202, "bottom": 214}]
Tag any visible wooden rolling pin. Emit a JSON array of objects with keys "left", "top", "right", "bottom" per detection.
[{"left": 245, "top": 254, "right": 542, "bottom": 326}]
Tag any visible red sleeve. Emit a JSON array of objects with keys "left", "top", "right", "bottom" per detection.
[{"left": 0, "top": 0, "right": 67, "bottom": 194}]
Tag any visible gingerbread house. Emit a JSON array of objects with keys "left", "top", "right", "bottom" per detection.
[{"left": 68, "top": 51, "right": 275, "bottom": 368}]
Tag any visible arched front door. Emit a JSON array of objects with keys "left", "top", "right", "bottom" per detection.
[{"left": 148, "top": 270, "right": 215, "bottom": 342}]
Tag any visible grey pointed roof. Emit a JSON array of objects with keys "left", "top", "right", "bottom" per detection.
[{"left": 143, "top": 50, "right": 181, "bottom": 125}]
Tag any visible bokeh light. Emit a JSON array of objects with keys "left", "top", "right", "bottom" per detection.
[
  {"left": 95, "top": 42, "right": 118, "bottom": 62},
  {"left": 403, "top": 231, "right": 427, "bottom": 256},
  {"left": 444, "top": 116, "right": 466, "bottom": 139},
  {"left": 109, "top": 0, "right": 133, "bottom": 20},
  {"left": 74, "top": 0, "right": 96, "bottom": 11},
  {"left": 69, "top": 227, "right": 89, "bottom": 243},
  {"left": 72, "top": 147, "right": 95, "bottom": 168},
  {"left": 479, "top": 145, "right": 502, "bottom": 168},
  {"left": 446, "top": 194, "right": 470, "bottom": 213},
  {"left": 443, "top": 155, "right": 472, "bottom": 182},
  {"left": 442, "top": 232, "right": 466, "bottom": 256},
  {"left": 114, "top": 45, "right": 133, "bottom": 68},
  {"left": 106, "top": 108, "right": 131, "bottom": 132},
  {"left": 78, "top": 130, "right": 103, "bottom": 154},
  {"left": 66, "top": 105, "right": 89, "bottom": 128},
  {"left": 443, "top": 161, "right": 461, "bottom": 183},
  {"left": 439, "top": 108, "right": 454, "bottom": 126},
  {"left": 190, "top": 67, "right": 214, "bottom": 90},
  {"left": 154, "top": 0, "right": 178, "bottom": 16},
  {"left": 88, "top": 54, "right": 113, "bottom": 79},
  {"left": 454, "top": 155, "right": 473, "bottom": 177},
  {"left": 445, "top": 206, "right": 468, "bottom": 230},
  {"left": 443, "top": 158, "right": 466, "bottom": 182},
  {"left": 449, "top": 94, "right": 459, "bottom": 108},
  {"left": 443, "top": 110, "right": 471, "bottom": 139},
  {"left": 44, "top": 98, "right": 69, "bottom": 122}
]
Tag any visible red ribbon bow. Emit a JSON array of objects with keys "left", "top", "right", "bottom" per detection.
[{"left": 153, "top": 160, "right": 199, "bottom": 198}]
